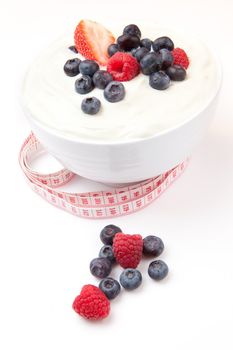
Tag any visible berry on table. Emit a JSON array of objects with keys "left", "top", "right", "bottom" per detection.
[
  {"left": 117, "top": 34, "right": 140, "bottom": 51},
  {"left": 159, "top": 48, "right": 174, "bottom": 69},
  {"left": 172, "top": 48, "right": 189, "bottom": 69},
  {"left": 140, "top": 52, "right": 162, "bottom": 75},
  {"left": 99, "top": 277, "right": 121, "bottom": 300},
  {"left": 79, "top": 59, "right": 99, "bottom": 77},
  {"left": 113, "top": 232, "right": 143, "bottom": 268},
  {"left": 81, "top": 97, "right": 101, "bottom": 115},
  {"left": 72, "top": 284, "right": 110, "bottom": 320},
  {"left": 63, "top": 58, "right": 81, "bottom": 77},
  {"left": 148, "top": 260, "right": 169, "bottom": 280},
  {"left": 123, "top": 24, "right": 141, "bottom": 38},
  {"left": 93, "top": 70, "right": 113, "bottom": 89},
  {"left": 140, "top": 38, "right": 152, "bottom": 51},
  {"left": 108, "top": 43, "right": 120, "bottom": 57},
  {"left": 100, "top": 224, "right": 122, "bottom": 245},
  {"left": 152, "top": 36, "right": 174, "bottom": 52},
  {"left": 107, "top": 52, "right": 140, "bottom": 81},
  {"left": 75, "top": 75, "right": 94, "bottom": 94},
  {"left": 74, "top": 19, "right": 115, "bottom": 65},
  {"left": 104, "top": 81, "right": 125, "bottom": 103},
  {"left": 120, "top": 268, "right": 142, "bottom": 290},
  {"left": 90, "top": 257, "right": 112, "bottom": 278},
  {"left": 134, "top": 47, "right": 149, "bottom": 62},
  {"left": 143, "top": 235, "right": 164, "bottom": 257},
  {"left": 166, "top": 64, "right": 186, "bottom": 81},
  {"left": 99, "top": 245, "right": 116, "bottom": 263},
  {"left": 149, "top": 71, "right": 170, "bottom": 90},
  {"left": 69, "top": 45, "right": 78, "bottom": 53}
]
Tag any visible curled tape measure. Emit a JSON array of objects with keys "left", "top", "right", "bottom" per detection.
[{"left": 19, "top": 133, "right": 188, "bottom": 219}]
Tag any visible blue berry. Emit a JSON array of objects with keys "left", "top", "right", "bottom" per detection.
[
  {"left": 140, "top": 38, "right": 152, "bottom": 51},
  {"left": 100, "top": 224, "right": 122, "bottom": 245},
  {"left": 117, "top": 34, "right": 140, "bottom": 51},
  {"left": 166, "top": 64, "right": 186, "bottom": 81},
  {"left": 63, "top": 58, "right": 81, "bottom": 77},
  {"left": 69, "top": 45, "right": 78, "bottom": 53},
  {"left": 99, "top": 245, "right": 116, "bottom": 263},
  {"left": 99, "top": 278, "right": 121, "bottom": 300},
  {"left": 143, "top": 235, "right": 164, "bottom": 257},
  {"left": 108, "top": 44, "right": 120, "bottom": 57},
  {"left": 152, "top": 36, "right": 174, "bottom": 52},
  {"left": 81, "top": 97, "right": 101, "bottom": 115},
  {"left": 104, "top": 81, "right": 125, "bottom": 103},
  {"left": 148, "top": 260, "right": 168, "bottom": 280},
  {"left": 75, "top": 75, "right": 94, "bottom": 94},
  {"left": 120, "top": 268, "right": 142, "bottom": 290},
  {"left": 140, "top": 52, "right": 162, "bottom": 75},
  {"left": 123, "top": 24, "right": 141, "bottom": 38},
  {"left": 79, "top": 59, "right": 99, "bottom": 77},
  {"left": 149, "top": 71, "right": 170, "bottom": 90},
  {"left": 134, "top": 47, "right": 149, "bottom": 62},
  {"left": 160, "top": 48, "right": 174, "bottom": 69},
  {"left": 93, "top": 70, "right": 113, "bottom": 89},
  {"left": 90, "top": 257, "right": 112, "bottom": 278}
]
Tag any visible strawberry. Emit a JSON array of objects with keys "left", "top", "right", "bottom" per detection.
[{"left": 74, "top": 19, "right": 115, "bottom": 66}]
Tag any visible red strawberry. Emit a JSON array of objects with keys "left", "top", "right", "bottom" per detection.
[
  {"left": 72, "top": 284, "right": 110, "bottom": 321},
  {"left": 113, "top": 233, "right": 143, "bottom": 268},
  {"left": 172, "top": 48, "right": 189, "bottom": 69},
  {"left": 107, "top": 52, "right": 140, "bottom": 82},
  {"left": 74, "top": 19, "right": 115, "bottom": 66}
]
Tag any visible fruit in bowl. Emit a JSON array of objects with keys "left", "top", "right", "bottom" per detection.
[{"left": 21, "top": 19, "right": 221, "bottom": 184}]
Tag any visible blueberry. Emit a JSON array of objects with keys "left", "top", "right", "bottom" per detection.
[
  {"left": 166, "top": 64, "right": 186, "bottom": 81},
  {"left": 117, "top": 34, "right": 140, "bottom": 51},
  {"left": 120, "top": 268, "right": 142, "bottom": 290},
  {"left": 99, "top": 245, "right": 116, "bottom": 263},
  {"left": 100, "top": 224, "right": 122, "bottom": 245},
  {"left": 63, "top": 58, "right": 81, "bottom": 77},
  {"left": 140, "top": 52, "right": 162, "bottom": 75},
  {"left": 134, "top": 47, "right": 149, "bottom": 62},
  {"left": 68, "top": 45, "right": 78, "bottom": 53},
  {"left": 75, "top": 75, "right": 94, "bottom": 94},
  {"left": 149, "top": 71, "right": 170, "bottom": 90},
  {"left": 79, "top": 59, "right": 99, "bottom": 77},
  {"left": 143, "top": 235, "right": 164, "bottom": 257},
  {"left": 108, "top": 44, "right": 120, "bottom": 57},
  {"left": 160, "top": 48, "right": 174, "bottom": 69},
  {"left": 104, "top": 81, "right": 125, "bottom": 103},
  {"left": 140, "top": 38, "right": 152, "bottom": 51},
  {"left": 131, "top": 48, "right": 138, "bottom": 56},
  {"left": 90, "top": 257, "right": 112, "bottom": 278},
  {"left": 123, "top": 24, "right": 141, "bottom": 38},
  {"left": 93, "top": 70, "right": 113, "bottom": 89},
  {"left": 81, "top": 97, "right": 101, "bottom": 115},
  {"left": 152, "top": 36, "right": 174, "bottom": 52},
  {"left": 99, "top": 278, "right": 121, "bottom": 300},
  {"left": 148, "top": 260, "right": 168, "bottom": 280}
]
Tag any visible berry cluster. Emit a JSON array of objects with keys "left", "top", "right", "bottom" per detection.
[
  {"left": 72, "top": 224, "right": 169, "bottom": 321},
  {"left": 63, "top": 20, "right": 189, "bottom": 116}
]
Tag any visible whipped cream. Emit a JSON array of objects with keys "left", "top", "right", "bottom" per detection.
[{"left": 22, "top": 24, "right": 220, "bottom": 142}]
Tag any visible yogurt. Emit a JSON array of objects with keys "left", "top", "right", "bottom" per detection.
[{"left": 22, "top": 24, "right": 219, "bottom": 142}]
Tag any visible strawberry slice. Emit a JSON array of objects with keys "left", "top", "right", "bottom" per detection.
[{"left": 74, "top": 19, "right": 115, "bottom": 66}]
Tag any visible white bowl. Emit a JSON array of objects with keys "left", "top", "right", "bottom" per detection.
[{"left": 25, "top": 71, "right": 221, "bottom": 184}]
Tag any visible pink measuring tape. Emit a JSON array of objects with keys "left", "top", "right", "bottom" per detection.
[{"left": 19, "top": 133, "right": 188, "bottom": 219}]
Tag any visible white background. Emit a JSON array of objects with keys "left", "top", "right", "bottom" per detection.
[{"left": 1, "top": 0, "right": 233, "bottom": 349}]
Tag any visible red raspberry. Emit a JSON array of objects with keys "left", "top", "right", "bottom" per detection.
[
  {"left": 72, "top": 284, "right": 110, "bottom": 320},
  {"left": 172, "top": 48, "right": 189, "bottom": 69},
  {"left": 113, "top": 233, "right": 143, "bottom": 268},
  {"left": 107, "top": 52, "right": 140, "bottom": 82}
]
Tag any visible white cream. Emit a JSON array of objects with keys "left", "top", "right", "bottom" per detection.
[{"left": 22, "top": 25, "right": 219, "bottom": 142}]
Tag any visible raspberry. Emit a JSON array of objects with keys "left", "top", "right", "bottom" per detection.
[
  {"left": 72, "top": 284, "right": 110, "bottom": 320},
  {"left": 172, "top": 48, "right": 189, "bottom": 69},
  {"left": 112, "top": 233, "right": 143, "bottom": 268},
  {"left": 107, "top": 52, "right": 140, "bottom": 82}
]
